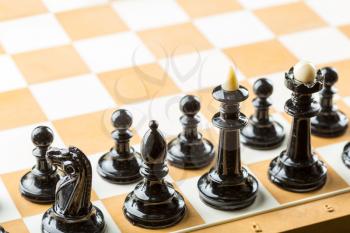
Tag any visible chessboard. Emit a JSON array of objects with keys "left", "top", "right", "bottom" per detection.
[{"left": 1, "top": 0, "right": 350, "bottom": 232}]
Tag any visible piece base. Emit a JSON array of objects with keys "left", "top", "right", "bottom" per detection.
[
  {"left": 97, "top": 150, "right": 141, "bottom": 184},
  {"left": 20, "top": 170, "right": 59, "bottom": 204},
  {"left": 311, "top": 111, "right": 348, "bottom": 138},
  {"left": 268, "top": 152, "right": 327, "bottom": 192},
  {"left": 342, "top": 143, "right": 350, "bottom": 168},
  {"left": 197, "top": 168, "right": 258, "bottom": 210},
  {"left": 167, "top": 137, "right": 215, "bottom": 169},
  {"left": 241, "top": 120, "right": 285, "bottom": 150},
  {"left": 42, "top": 206, "right": 105, "bottom": 233},
  {"left": 123, "top": 189, "right": 186, "bottom": 229}
]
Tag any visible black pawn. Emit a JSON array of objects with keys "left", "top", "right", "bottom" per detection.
[
  {"left": 20, "top": 126, "right": 60, "bottom": 203},
  {"left": 311, "top": 67, "right": 348, "bottom": 137},
  {"left": 123, "top": 120, "right": 186, "bottom": 229},
  {"left": 241, "top": 78, "right": 285, "bottom": 149},
  {"left": 97, "top": 109, "right": 141, "bottom": 184},
  {"left": 342, "top": 142, "right": 350, "bottom": 168},
  {"left": 0, "top": 226, "right": 8, "bottom": 233},
  {"left": 167, "top": 95, "right": 215, "bottom": 169}
]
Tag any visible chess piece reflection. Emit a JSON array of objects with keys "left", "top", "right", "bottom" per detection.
[
  {"left": 42, "top": 147, "right": 105, "bottom": 233},
  {"left": 167, "top": 95, "right": 215, "bottom": 169},
  {"left": 20, "top": 126, "right": 60, "bottom": 203}
]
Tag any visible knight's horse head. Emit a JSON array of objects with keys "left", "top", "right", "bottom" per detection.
[{"left": 47, "top": 146, "right": 85, "bottom": 176}]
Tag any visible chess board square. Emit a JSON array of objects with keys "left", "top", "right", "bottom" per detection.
[
  {"left": 306, "top": 0, "right": 350, "bottom": 26},
  {"left": 0, "top": 177, "right": 21, "bottom": 222},
  {"left": 89, "top": 153, "right": 139, "bottom": 199},
  {"left": 123, "top": 94, "right": 210, "bottom": 138},
  {"left": 320, "top": 59, "right": 350, "bottom": 97},
  {"left": 42, "top": 0, "right": 108, "bottom": 12},
  {"left": 56, "top": 5, "right": 127, "bottom": 40},
  {"left": 13, "top": 45, "right": 89, "bottom": 84},
  {"left": 339, "top": 25, "right": 350, "bottom": 39},
  {"left": 237, "top": 0, "right": 297, "bottom": 9},
  {"left": 0, "top": 0, "right": 47, "bottom": 21},
  {"left": 224, "top": 40, "right": 297, "bottom": 78},
  {"left": 74, "top": 32, "right": 155, "bottom": 73},
  {"left": 98, "top": 63, "right": 181, "bottom": 105},
  {"left": 30, "top": 74, "right": 115, "bottom": 120},
  {"left": 0, "top": 55, "right": 27, "bottom": 92},
  {"left": 254, "top": 2, "right": 326, "bottom": 35},
  {"left": 1, "top": 219, "right": 30, "bottom": 233},
  {"left": 0, "top": 88, "right": 46, "bottom": 130},
  {"left": 248, "top": 159, "right": 349, "bottom": 204},
  {"left": 138, "top": 23, "right": 212, "bottom": 59},
  {"left": 176, "top": 0, "right": 242, "bottom": 18},
  {"left": 0, "top": 122, "right": 64, "bottom": 174},
  {"left": 0, "top": 45, "right": 4, "bottom": 54},
  {"left": 102, "top": 190, "right": 205, "bottom": 233},
  {"left": 177, "top": 175, "right": 279, "bottom": 223},
  {"left": 159, "top": 49, "right": 245, "bottom": 92},
  {"left": 311, "top": 100, "right": 350, "bottom": 148},
  {"left": 279, "top": 27, "right": 350, "bottom": 64},
  {"left": 194, "top": 11, "right": 273, "bottom": 48},
  {"left": 0, "top": 14, "right": 70, "bottom": 54},
  {"left": 112, "top": 0, "right": 189, "bottom": 31},
  {"left": 317, "top": 141, "right": 350, "bottom": 185},
  {"left": 241, "top": 113, "right": 290, "bottom": 164},
  {"left": 23, "top": 214, "right": 42, "bottom": 233},
  {"left": 53, "top": 110, "right": 141, "bottom": 156},
  {"left": 1, "top": 170, "right": 50, "bottom": 217}
]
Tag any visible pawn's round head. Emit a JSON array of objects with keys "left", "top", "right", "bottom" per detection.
[
  {"left": 253, "top": 78, "right": 273, "bottom": 98},
  {"left": 111, "top": 109, "right": 133, "bottom": 130},
  {"left": 31, "top": 126, "right": 54, "bottom": 147},
  {"left": 322, "top": 67, "right": 338, "bottom": 86},
  {"left": 180, "top": 95, "right": 200, "bottom": 117}
]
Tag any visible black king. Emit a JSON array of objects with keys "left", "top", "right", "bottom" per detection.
[
  {"left": 269, "top": 63, "right": 327, "bottom": 192},
  {"left": 197, "top": 68, "right": 258, "bottom": 210}
]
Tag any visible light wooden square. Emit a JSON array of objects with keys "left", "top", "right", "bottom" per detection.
[
  {"left": 177, "top": 0, "right": 241, "bottom": 18},
  {"left": 254, "top": 2, "right": 326, "bottom": 35},
  {"left": 1, "top": 219, "right": 30, "bottom": 233},
  {"left": 138, "top": 23, "right": 212, "bottom": 58},
  {"left": 98, "top": 63, "right": 181, "bottom": 105},
  {"left": 13, "top": 45, "right": 89, "bottom": 84},
  {"left": 0, "top": 0, "right": 47, "bottom": 21},
  {"left": 224, "top": 40, "right": 297, "bottom": 78},
  {"left": 56, "top": 5, "right": 127, "bottom": 40},
  {"left": 0, "top": 88, "right": 47, "bottom": 130}
]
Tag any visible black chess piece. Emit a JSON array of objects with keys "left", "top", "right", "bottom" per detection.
[
  {"left": 20, "top": 126, "right": 60, "bottom": 203},
  {"left": 167, "top": 95, "right": 215, "bottom": 169},
  {"left": 97, "top": 109, "right": 141, "bottom": 184},
  {"left": 0, "top": 226, "right": 8, "bottom": 233},
  {"left": 342, "top": 142, "right": 350, "bottom": 168},
  {"left": 241, "top": 78, "right": 285, "bottom": 149},
  {"left": 268, "top": 67, "right": 327, "bottom": 192},
  {"left": 311, "top": 67, "right": 348, "bottom": 137},
  {"left": 123, "top": 120, "right": 186, "bottom": 229},
  {"left": 42, "top": 146, "right": 105, "bottom": 233},
  {"left": 197, "top": 84, "right": 258, "bottom": 210}
]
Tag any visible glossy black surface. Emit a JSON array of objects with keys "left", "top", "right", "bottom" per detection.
[
  {"left": 42, "top": 147, "right": 105, "bottom": 233},
  {"left": 20, "top": 126, "right": 60, "bottom": 203},
  {"left": 97, "top": 109, "right": 141, "bottom": 184},
  {"left": 311, "top": 67, "right": 348, "bottom": 137},
  {"left": 0, "top": 226, "right": 8, "bottom": 233},
  {"left": 123, "top": 121, "right": 186, "bottom": 229},
  {"left": 167, "top": 95, "right": 215, "bottom": 169},
  {"left": 197, "top": 85, "right": 258, "bottom": 210},
  {"left": 241, "top": 78, "right": 285, "bottom": 149},
  {"left": 342, "top": 142, "right": 350, "bottom": 168},
  {"left": 268, "top": 68, "right": 327, "bottom": 192}
]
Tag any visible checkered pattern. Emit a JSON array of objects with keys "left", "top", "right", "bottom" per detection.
[{"left": 0, "top": 0, "right": 350, "bottom": 232}]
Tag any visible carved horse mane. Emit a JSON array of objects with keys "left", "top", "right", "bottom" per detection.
[{"left": 47, "top": 146, "right": 92, "bottom": 218}]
